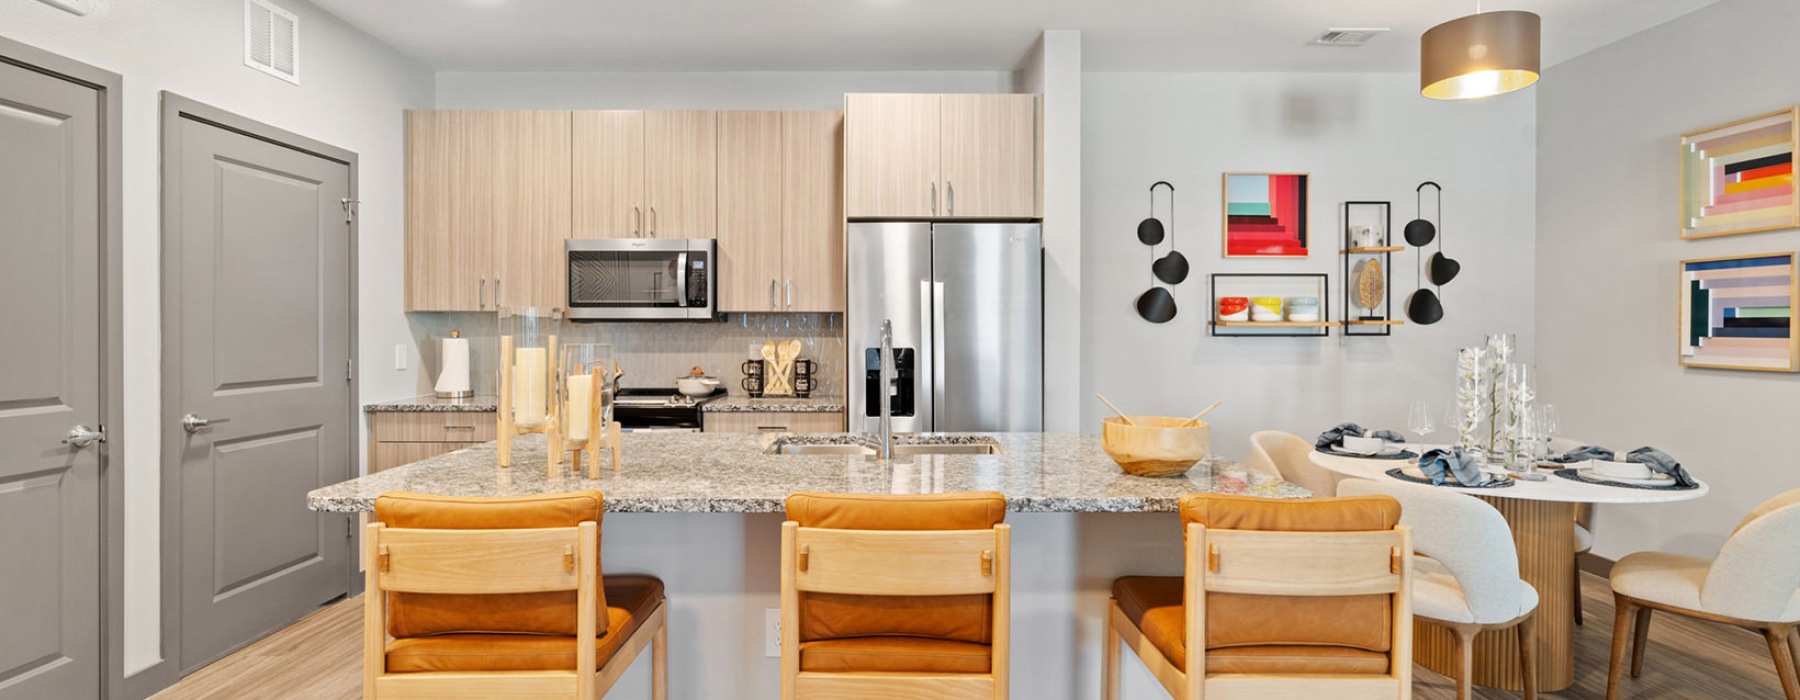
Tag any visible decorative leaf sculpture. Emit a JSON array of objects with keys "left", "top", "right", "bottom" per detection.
[{"left": 1355, "top": 258, "right": 1386, "bottom": 313}]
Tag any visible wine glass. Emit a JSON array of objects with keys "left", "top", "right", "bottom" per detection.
[
  {"left": 1536, "top": 404, "right": 1560, "bottom": 457},
  {"left": 1407, "top": 400, "right": 1436, "bottom": 442}
]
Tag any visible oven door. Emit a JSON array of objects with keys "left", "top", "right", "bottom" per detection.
[{"left": 566, "top": 239, "right": 714, "bottom": 320}]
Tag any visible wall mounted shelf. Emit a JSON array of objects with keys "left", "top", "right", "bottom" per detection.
[
  {"left": 1341, "top": 201, "right": 1399, "bottom": 336},
  {"left": 1211, "top": 321, "right": 1334, "bottom": 328},
  {"left": 1209, "top": 273, "right": 1331, "bottom": 337}
]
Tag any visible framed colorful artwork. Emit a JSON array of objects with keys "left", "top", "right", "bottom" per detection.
[
  {"left": 1679, "top": 252, "right": 1798, "bottom": 372},
  {"left": 1222, "top": 172, "right": 1309, "bottom": 257},
  {"left": 1680, "top": 107, "right": 1798, "bottom": 240}
]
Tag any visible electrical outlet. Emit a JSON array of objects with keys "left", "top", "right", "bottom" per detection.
[
  {"left": 764, "top": 608, "right": 782, "bottom": 658},
  {"left": 394, "top": 344, "right": 408, "bottom": 371}
]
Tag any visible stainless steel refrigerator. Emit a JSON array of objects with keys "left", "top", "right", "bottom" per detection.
[{"left": 847, "top": 222, "right": 1043, "bottom": 434}]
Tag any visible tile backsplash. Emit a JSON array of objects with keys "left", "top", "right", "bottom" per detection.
[{"left": 407, "top": 313, "right": 847, "bottom": 399}]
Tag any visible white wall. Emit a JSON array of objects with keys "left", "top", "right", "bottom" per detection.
[
  {"left": 0, "top": 0, "right": 433, "bottom": 678},
  {"left": 436, "top": 70, "right": 1014, "bottom": 110},
  {"left": 1537, "top": 0, "right": 1800, "bottom": 561},
  {"left": 1016, "top": 31, "right": 1084, "bottom": 432},
  {"left": 1082, "top": 72, "right": 1538, "bottom": 456}
]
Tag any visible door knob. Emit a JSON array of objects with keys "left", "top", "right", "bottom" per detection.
[
  {"left": 182, "top": 413, "right": 229, "bottom": 434},
  {"left": 64, "top": 425, "right": 106, "bottom": 448}
]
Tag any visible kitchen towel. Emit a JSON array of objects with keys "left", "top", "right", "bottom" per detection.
[
  {"left": 434, "top": 336, "right": 471, "bottom": 396},
  {"left": 1417, "top": 447, "right": 1491, "bottom": 487},
  {"left": 1315, "top": 422, "right": 1407, "bottom": 449}
]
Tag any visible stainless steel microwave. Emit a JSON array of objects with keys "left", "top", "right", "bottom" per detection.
[{"left": 565, "top": 238, "right": 718, "bottom": 321}]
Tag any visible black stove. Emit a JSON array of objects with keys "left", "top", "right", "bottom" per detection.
[{"left": 613, "top": 388, "right": 726, "bottom": 431}]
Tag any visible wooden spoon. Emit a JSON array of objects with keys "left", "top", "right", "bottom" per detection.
[
  {"left": 1095, "top": 394, "right": 1136, "bottom": 426},
  {"left": 1184, "top": 401, "right": 1222, "bottom": 426}
]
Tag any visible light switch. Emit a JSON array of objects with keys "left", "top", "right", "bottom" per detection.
[{"left": 394, "top": 344, "right": 408, "bottom": 371}]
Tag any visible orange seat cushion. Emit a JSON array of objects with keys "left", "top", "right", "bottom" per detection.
[
  {"left": 385, "top": 574, "right": 664, "bottom": 673},
  {"left": 1113, "top": 576, "right": 1394, "bottom": 669},
  {"left": 374, "top": 491, "right": 607, "bottom": 637},
  {"left": 1178, "top": 493, "right": 1401, "bottom": 532},
  {"left": 785, "top": 491, "right": 1005, "bottom": 647},
  {"left": 798, "top": 637, "right": 992, "bottom": 674}
]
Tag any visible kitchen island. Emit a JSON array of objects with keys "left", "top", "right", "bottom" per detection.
[{"left": 313, "top": 431, "right": 1306, "bottom": 699}]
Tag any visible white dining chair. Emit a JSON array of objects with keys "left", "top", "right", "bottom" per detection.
[
  {"left": 1606, "top": 488, "right": 1800, "bottom": 700},
  {"left": 1245, "top": 430, "right": 1341, "bottom": 497},
  {"left": 1340, "top": 478, "right": 1540, "bottom": 700}
]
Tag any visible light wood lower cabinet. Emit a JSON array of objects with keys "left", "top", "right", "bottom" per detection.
[
  {"left": 367, "top": 411, "right": 497, "bottom": 472},
  {"left": 703, "top": 412, "right": 845, "bottom": 433}
]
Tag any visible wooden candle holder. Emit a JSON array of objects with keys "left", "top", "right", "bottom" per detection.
[
  {"left": 549, "top": 360, "right": 623, "bottom": 479},
  {"left": 497, "top": 333, "right": 560, "bottom": 470}
]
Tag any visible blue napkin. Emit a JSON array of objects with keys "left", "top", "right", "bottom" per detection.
[
  {"left": 1627, "top": 447, "right": 1697, "bottom": 488},
  {"left": 1418, "top": 447, "right": 1490, "bottom": 486},
  {"left": 1316, "top": 423, "right": 1407, "bottom": 449},
  {"left": 1547, "top": 445, "right": 1614, "bottom": 463}
]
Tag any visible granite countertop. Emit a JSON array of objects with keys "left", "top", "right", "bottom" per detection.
[
  {"left": 364, "top": 395, "right": 500, "bottom": 413},
  {"left": 704, "top": 396, "right": 845, "bottom": 413},
  {"left": 363, "top": 394, "right": 841, "bottom": 414},
  {"left": 307, "top": 432, "right": 1308, "bottom": 514}
]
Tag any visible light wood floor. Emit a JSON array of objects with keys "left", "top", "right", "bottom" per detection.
[{"left": 152, "top": 572, "right": 1785, "bottom": 699}]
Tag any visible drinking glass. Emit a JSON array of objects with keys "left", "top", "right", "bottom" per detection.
[
  {"left": 1407, "top": 400, "right": 1436, "bottom": 442},
  {"left": 1536, "top": 404, "right": 1560, "bottom": 457}
]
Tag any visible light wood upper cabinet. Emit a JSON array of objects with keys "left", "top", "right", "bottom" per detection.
[
  {"left": 717, "top": 111, "right": 785, "bottom": 312},
  {"left": 406, "top": 110, "right": 495, "bottom": 312},
  {"left": 494, "top": 111, "right": 573, "bottom": 310},
  {"left": 644, "top": 110, "right": 717, "bottom": 238},
  {"left": 572, "top": 111, "right": 645, "bottom": 239},
  {"left": 716, "top": 110, "right": 846, "bottom": 313},
  {"left": 782, "top": 110, "right": 845, "bottom": 312},
  {"left": 940, "top": 94, "right": 1038, "bottom": 218},
  {"left": 845, "top": 94, "right": 940, "bottom": 218},
  {"left": 845, "top": 93, "right": 1039, "bottom": 220}
]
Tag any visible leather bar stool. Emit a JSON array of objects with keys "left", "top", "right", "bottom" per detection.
[
  {"left": 364, "top": 491, "right": 667, "bottom": 699},
  {"left": 1105, "top": 494, "right": 1415, "bottom": 699},
  {"left": 780, "top": 491, "right": 1011, "bottom": 699}
]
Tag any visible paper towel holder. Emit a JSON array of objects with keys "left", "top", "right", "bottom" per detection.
[{"left": 434, "top": 329, "right": 475, "bottom": 399}]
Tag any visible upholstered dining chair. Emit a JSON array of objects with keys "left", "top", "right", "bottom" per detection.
[
  {"left": 1340, "top": 479, "right": 1540, "bottom": 700},
  {"left": 1246, "top": 430, "right": 1342, "bottom": 496},
  {"left": 1606, "top": 488, "right": 1800, "bottom": 700},
  {"left": 1104, "top": 494, "right": 1414, "bottom": 700},
  {"left": 780, "top": 491, "right": 1011, "bottom": 699},
  {"left": 364, "top": 491, "right": 667, "bottom": 699}
]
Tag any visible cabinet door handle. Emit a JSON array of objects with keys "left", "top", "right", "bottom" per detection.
[
  {"left": 787, "top": 279, "right": 794, "bottom": 308},
  {"left": 633, "top": 206, "right": 642, "bottom": 237},
  {"left": 948, "top": 181, "right": 955, "bottom": 216},
  {"left": 478, "top": 278, "right": 487, "bottom": 309},
  {"left": 770, "top": 279, "right": 778, "bottom": 310},
  {"left": 931, "top": 182, "right": 938, "bottom": 215},
  {"left": 494, "top": 278, "right": 502, "bottom": 307},
  {"left": 650, "top": 207, "right": 658, "bottom": 237}
]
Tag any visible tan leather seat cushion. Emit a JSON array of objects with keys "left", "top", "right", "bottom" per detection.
[
  {"left": 799, "top": 637, "right": 992, "bottom": 674},
  {"left": 374, "top": 491, "right": 607, "bottom": 637},
  {"left": 1113, "top": 576, "right": 1392, "bottom": 673},
  {"left": 785, "top": 491, "right": 1005, "bottom": 647},
  {"left": 1112, "top": 494, "right": 1402, "bottom": 666},
  {"left": 385, "top": 574, "right": 663, "bottom": 673}
]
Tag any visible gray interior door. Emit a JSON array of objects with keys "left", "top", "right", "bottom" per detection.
[
  {"left": 170, "top": 112, "right": 353, "bottom": 671},
  {"left": 931, "top": 223, "right": 1043, "bottom": 432},
  {"left": 0, "top": 60, "right": 103, "bottom": 700}
]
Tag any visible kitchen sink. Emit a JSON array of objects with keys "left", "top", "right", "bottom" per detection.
[{"left": 766, "top": 436, "right": 1004, "bottom": 457}]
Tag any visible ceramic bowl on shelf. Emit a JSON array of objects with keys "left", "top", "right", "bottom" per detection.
[
  {"left": 1217, "top": 297, "right": 1250, "bottom": 322},
  {"left": 1252, "top": 296, "right": 1283, "bottom": 315},
  {"left": 1102, "top": 416, "right": 1210, "bottom": 477}
]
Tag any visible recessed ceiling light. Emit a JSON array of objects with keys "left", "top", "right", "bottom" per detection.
[{"left": 1308, "top": 28, "right": 1390, "bottom": 47}]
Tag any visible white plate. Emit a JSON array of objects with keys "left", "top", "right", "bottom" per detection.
[{"left": 1589, "top": 471, "right": 1674, "bottom": 485}]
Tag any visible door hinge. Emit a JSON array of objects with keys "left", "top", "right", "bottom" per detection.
[
  {"left": 340, "top": 198, "right": 360, "bottom": 224},
  {"left": 346, "top": 359, "right": 355, "bottom": 382}
]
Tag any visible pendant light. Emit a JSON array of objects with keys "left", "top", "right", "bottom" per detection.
[{"left": 1421, "top": 2, "right": 1541, "bottom": 100}]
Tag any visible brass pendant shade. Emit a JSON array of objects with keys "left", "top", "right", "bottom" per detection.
[{"left": 1420, "top": 10, "right": 1541, "bottom": 100}]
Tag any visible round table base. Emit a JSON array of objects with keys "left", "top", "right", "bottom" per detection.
[{"left": 1414, "top": 497, "right": 1575, "bottom": 692}]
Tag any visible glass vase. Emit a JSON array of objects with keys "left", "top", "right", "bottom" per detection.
[
  {"left": 1454, "top": 346, "right": 1486, "bottom": 459},
  {"left": 497, "top": 306, "right": 561, "bottom": 468},
  {"left": 1504, "top": 363, "right": 1537, "bottom": 470}
]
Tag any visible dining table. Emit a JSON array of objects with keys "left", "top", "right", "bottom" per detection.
[{"left": 1310, "top": 447, "right": 1709, "bottom": 693}]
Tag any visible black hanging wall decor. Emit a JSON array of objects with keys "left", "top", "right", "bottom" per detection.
[
  {"left": 1404, "top": 182, "right": 1448, "bottom": 325},
  {"left": 1135, "top": 181, "right": 1185, "bottom": 323}
]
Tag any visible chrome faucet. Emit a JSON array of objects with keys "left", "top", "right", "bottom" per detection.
[{"left": 877, "top": 319, "right": 895, "bottom": 459}]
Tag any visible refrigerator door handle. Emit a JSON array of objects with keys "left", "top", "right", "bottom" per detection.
[
  {"left": 919, "top": 279, "right": 933, "bottom": 430},
  {"left": 931, "top": 280, "right": 946, "bottom": 425}
]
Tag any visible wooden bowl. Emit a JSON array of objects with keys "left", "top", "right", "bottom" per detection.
[{"left": 1103, "top": 416, "right": 1210, "bottom": 477}]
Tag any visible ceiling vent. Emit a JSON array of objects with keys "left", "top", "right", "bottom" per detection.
[
  {"left": 1307, "top": 28, "right": 1389, "bottom": 47},
  {"left": 245, "top": 0, "right": 300, "bottom": 84}
]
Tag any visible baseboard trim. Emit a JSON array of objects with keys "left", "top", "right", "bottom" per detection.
[
  {"left": 1579, "top": 552, "right": 1615, "bottom": 579},
  {"left": 123, "top": 659, "right": 176, "bottom": 700}
]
